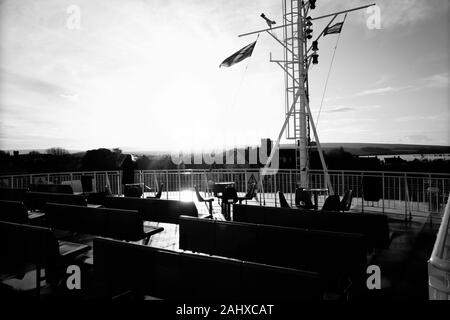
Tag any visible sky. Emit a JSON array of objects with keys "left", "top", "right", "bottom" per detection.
[{"left": 0, "top": 0, "right": 449, "bottom": 152}]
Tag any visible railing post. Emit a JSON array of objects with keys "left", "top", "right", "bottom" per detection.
[
  {"left": 273, "top": 174, "right": 277, "bottom": 207},
  {"left": 178, "top": 170, "right": 181, "bottom": 201},
  {"left": 290, "top": 172, "right": 293, "bottom": 206},
  {"left": 382, "top": 172, "right": 385, "bottom": 214},
  {"left": 93, "top": 172, "right": 97, "bottom": 193},
  {"left": 166, "top": 171, "right": 169, "bottom": 200},
  {"left": 361, "top": 172, "right": 364, "bottom": 214},
  {"left": 404, "top": 174, "right": 408, "bottom": 221}
]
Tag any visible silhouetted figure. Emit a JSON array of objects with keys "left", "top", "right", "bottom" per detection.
[
  {"left": 261, "top": 13, "right": 276, "bottom": 28},
  {"left": 121, "top": 154, "right": 137, "bottom": 186}
]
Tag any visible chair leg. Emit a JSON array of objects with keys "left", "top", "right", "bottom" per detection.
[
  {"left": 203, "top": 203, "right": 212, "bottom": 218},
  {"left": 208, "top": 201, "right": 213, "bottom": 216},
  {"left": 36, "top": 265, "right": 41, "bottom": 298}
]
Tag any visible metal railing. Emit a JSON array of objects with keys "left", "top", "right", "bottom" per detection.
[
  {"left": 428, "top": 195, "right": 450, "bottom": 300},
  {"left": 1, "top": 169, "right": 449, "bottom": 217}
]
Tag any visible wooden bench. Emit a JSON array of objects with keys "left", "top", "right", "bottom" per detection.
[
  {"left": 233, "top": 204, "right": 390, "bottom": 250},
  {"left": 29, "top": 184, "right": 74, "bottom": 194},
  {"left": 45, "top": 203, "right": 163, "bottom": 244},
  {"left": 26, "top": 192, "right": 87, "bottom": 212},
  {"left": 0, "top": 188, "right": 29, "bottom": 203},
  {"left": 179, "top": 216, "right": 367, "bottom": 295},
  {"left": 93, "top": 237, "right": 322, "bottom": 300},
  {"left": 0, "top": 200, "right": 29, "bottom": 224},
  {"left": 99, "top": 196, "right": 198, "bottom": 224},
  {"left": 0, "top": 221, "right": 90, "bottom": 297}
]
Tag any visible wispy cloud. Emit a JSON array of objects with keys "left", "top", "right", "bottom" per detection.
[
  {"left": 324, "top": 86, "right": 410, "bottom": 102},
  {"left": 378, "top": 0, "right": 450, "bottom": 28},
  {"left": 315, "top": 0, "right": 449, "bottom": 28},
  {"left": 320, "top": 105, "right": 382, "bottom": 114},
  {"left": 422, "top": 73, "right": 449, "bottom": 89},
  {"left": 0, "top": 68, "right": 74, "bottom": 97},
  {"left": 395, "top": 113, "right": 449, "bottom": 122},
  {"left": 356, "top": 86, "right": 410, "bottom": 96},
  {"left": 59, "top": 93, "right": 79, "bottom": 101}
]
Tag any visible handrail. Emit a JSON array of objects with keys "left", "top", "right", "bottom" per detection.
[
  {"left": 428, "top": 194, "right": 450, "bottom": 299},
  {"left": 429, "top": 195, "right": 450, "bottom": 269},
  {"left": 1, "top": 168, "right": 449, "bottom": 178}
]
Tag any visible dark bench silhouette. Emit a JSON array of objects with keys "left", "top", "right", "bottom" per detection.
[
  {"left": 45, "top": 203, "right": 163, "bottom": 245},
  {"left": 29, "top": 184, "right": 74, "bottom": 194},
  {"left": 233, "top": 204, "right": 390, "bottom": 250},
  {"left": 0, "top": 200, "right": 29, "bottom": 224},
  {"left": 93, "top": 237, "right": 322, "bottom": 300},
  {"left": 179, "top": 216, "right": 367, "bottom": 295},
  {"left": 98, "top": 196, "right": 198, "bottom": 224},
  {"left": 0, "top": 221, "right": 90, "bottom": 297},
  {"left": 0, "top": 188, "right": 29, "bottom": 203},
  {"left": 26, "top": 192, "right": 87, "bottom": 212}
]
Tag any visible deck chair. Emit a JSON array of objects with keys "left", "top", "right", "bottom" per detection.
[
  {"left": 295, "top": 188, "right": 314, "bottom": 210},
  {"left": 340, "top": 190, "right": 353, "bottom": 212},
  {"left": 222, "top": 187, "right": 238, "bottom": 221},
  {"left": 147, "top": 183, "right": 164, "bottom": 199},
  {"left": 194, "top": 185, "right": 214, "bottom": 218},
  {"left": 124, "top": 184, "right": 143, "bottom": 198},
  {"left": 321, "top": 195, "right": 342, "bottom": 211},
  {"left": 278, "top": 191, "right": 291, "bottom": 208},
  {"left": 237, "top": 183, "right": 256, "bottom": 204}
]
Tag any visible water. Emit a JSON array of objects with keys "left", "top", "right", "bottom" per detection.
[{"left": 360, "top": 153, "right": 450, "bottom": 161}]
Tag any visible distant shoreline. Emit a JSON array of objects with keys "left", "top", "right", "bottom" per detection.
[{"left": 3, "top": 142, "right": 450, "bottom": 157}]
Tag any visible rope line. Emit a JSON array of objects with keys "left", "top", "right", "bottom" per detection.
[{"left": 316, "top": 14, "right": 347, "bottom": 129}]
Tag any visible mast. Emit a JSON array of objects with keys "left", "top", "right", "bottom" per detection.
[{"left": 239, "top": 1, "right": 375, "bottom": 194}]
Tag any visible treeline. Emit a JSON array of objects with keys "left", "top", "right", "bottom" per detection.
[
  {"left": 0, "top": 146, "right": 449, "bottom": 175},
  {"left": 0, "top": 148, "right": 178, "bottom": 175}
]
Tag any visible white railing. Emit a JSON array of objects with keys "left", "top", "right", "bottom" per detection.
[
  {"left": 1, "top": 169, "right": 449, "bottom": 218},
  {"left": 428, "top": 195, "right": 450, "bottom": 300}
]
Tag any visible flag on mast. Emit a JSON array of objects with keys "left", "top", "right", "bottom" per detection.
[
  {"left": 324, "top": 21, "right": 344, "bottom": 35},
  {"left": 219, "top": 41, "right": 257, "bottom": 68}
]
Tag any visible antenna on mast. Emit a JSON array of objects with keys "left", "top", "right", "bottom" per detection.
[{"left": 239, "top": 1, "right": 376, "bottom": 195}]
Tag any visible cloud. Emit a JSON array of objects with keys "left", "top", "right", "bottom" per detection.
[
  {"left": 324, "top": 86, "right": 410, "bottom": 101},
  {"left": 0, "top": 68, "right": 73, "bottom": 96},
  {"left": 423, "top": 73, "right": 449, "bottom": 89},
  {"left": 320, "top": 105, "right": 382, "bottom": 114},
  {"left": 356, "top": 86, "right": 410, "bottom": 96},
  {"left": 378, "top": 0, "right": 450, "bottom": 28},
  {"left": 401, "top": 134, "right": 432, "bottom": 144},
  {"left": 312, "top": 0, "right": 449, "bottom": 28},
  {"left": 59, "top": 93, "right": 79, "bottom": 101},
  {"left": 395, "top": 113, "right": 449, "bottom": 122}
]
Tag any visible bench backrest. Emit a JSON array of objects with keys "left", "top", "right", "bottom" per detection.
[
  {"left": 0, "top": 221, "right": 59, "bottom": 276},
  {"left": 93, "top": 237, "right": 322, "bottom": 300},
  {"left": 62, "top": 180, "right": 83, "bottom": 193},
  {"left": 30, "top": 184, "right": 74, "bottom": 194},
  {"left": 233, "top": 204, "right": 390, "bottom": 249},
  {"left": 101, "top": 196, "right": 198, "bottom": 224},
  {"left": 26, "top": 192, "right": 87, "bottom": 211},
  {"left": 0, "top": 200, "right": 29, "bottom": 224},
  {"left": 0, "top": 188, "right": 29, "bottom": 203},
  {"left": 45, "top": 203, "right": 145, "bottom": 241},
  {"left": 179, "top": 216, "right": 367, "bottom": 283}
]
